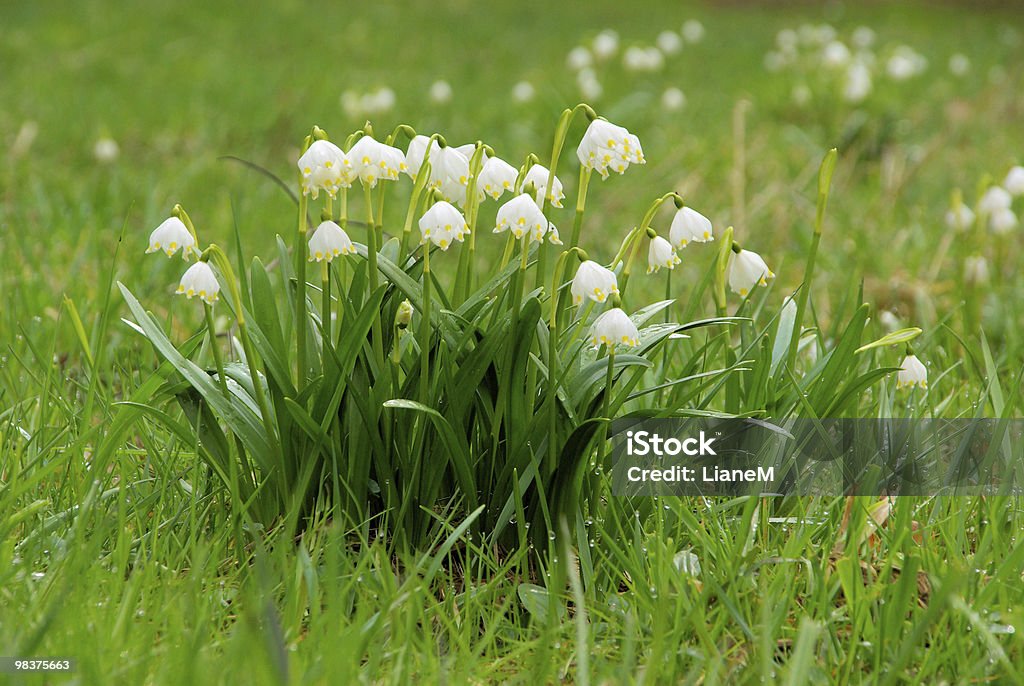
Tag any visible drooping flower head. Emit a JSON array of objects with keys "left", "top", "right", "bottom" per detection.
[
  {"left": 669, "top": 206, "right": 714, "bottom": 248},
  {"left": 590, "top": 308, "right": 640, "bottom": 349},
  {"left": 989, "top": 208, "right": 1019, "bottom": 234},
  {"left": 571, "top": 260, "right": 619, "bottom": 305},
  {"left": 577, "top": 118, "right": 645, "bottom": 179},
  {"left": 176, "top": 261, "right": 219, "bottom": 305},
  {"left": 418, "top": 201, "right": 469, "bottom": 250},
  {"left": 147, "top": 217, "right": 197, "bottom": 260},
  {"left": 308, "top": 221, "right": 355, "bottom": 262},
  {"left": 1004, "top": 166, "right": 1024, "bottom": 196},
  {"left": 727, "top": 248, "right": 775, "bottom": 297},
  {"left": 944, "top": 203, "right": 976, "bottom": 232},
  {"left": 477, "top": 156, "right": 519, "bottom": 200},
  {"left": 978, "top": 185, "right": 1012, "bottom": 215},
  {"left": 298, "top": 140, "right": 354, "bottom": 199},
  {"left": 494, "top": 194, "right": 548, "bottom": 241},
  {"left": 896, "top": 354, "right": 927, "bottom": 390},
  {"left": 647, "top": 236, "right": 681, "bottom": 273},
  {"left": 428, "top": 146, "right": 470, "bottom": 203},
  {"left": 348, "top": 135, "right": 407, "bottom": 187},
  {"left": 524, "top": 164, "right": 565, "bottom": 208}
]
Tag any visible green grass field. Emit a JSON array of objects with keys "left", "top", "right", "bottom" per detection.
[{"left": 3, "top": 1, "right": 1024, "bottom": 683}]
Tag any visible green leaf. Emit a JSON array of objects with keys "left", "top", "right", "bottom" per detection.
[{"left": 854, "top": 327, "right": 922, "bottom": 354}]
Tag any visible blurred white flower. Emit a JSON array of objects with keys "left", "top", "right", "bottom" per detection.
[
  {"left": 879, "top": 310, "right": 901, "bottom": 331},
  {"left": 944, "top": 203, "right": 975, "bottom": 231},
  {"left": 792, "top": 83, "right": 812, "bottom": 107},
  {"left": 577, "top": 71, "right": 603, "bottom": 101},
  {"left": 512, "top": 80, "right": 536, "bottom": 103},
  {"left": 454, "top": 143, "right": 477, "bottom": 159},
  {"left": 429, "top": 80, "right": 453, "bottom": 104},
  {"left": 298, "top": 140, "right": 353, "bottom": 199},
  {"left": 948, "top": 53, "right": 970, "bottom": 76},
  {"left": 852, "top": 26, "right": 876, "bottom": 49},
  {"left": 524, "top": 164, "right": 565, "bottom": 208},
  {"left": 1003, "top": 166, "right": 1024, "bottom": 195},
  {"left": 590, "top": 308, "right": 640, "bottom": 349},
  {"left": 964, "top": 255, "right": 990, "bottom": 285},
  {"left": 341, "top": 90, "right": 361, "bottom": 118},
  {"left": 577, "top": 118, "right": 644, "bottom": 179},
  {"left": 843, "top": 62, "right": 873, "bottom": 103},
  {"left": 647, "top": 236, "right": 680, "bottom": 273},
  {"left": 592, "top": 30, "right": 620, "bottom": 60},
  {"left": 623, "top": 46, "right": 646, "bottom": 72},
  {"left": 656, "top": 30, "right": 683, "bottom": 55},
  {"left": 669, "top": 206, "right": 713, "bottom": 247},
  {"left": 10, "top": 120, "right": 39, "bottom": 158},
  {"left": 477, "top": 155, "right": 518, "bottom": 200},
  {"left": 567, "top": 46, "right": 593, "bottom": 71},
  {"left": 308, "top": 221, "right": 355, "bottom": 262},
  {"left": 822, "top": 40, "right": 851, "bottom": 68},
  {"left": 93, "top": 138, "right": 119, "bottom": 163},
  {"left": 177, "top": 261, "right": 219, "bottom": 305},
  {"left": 763, "top": 51, "right": 785, "bottom": 73},
  {"left": 349, "top": 135, "right": 407, "bottom": 187},
  {"left": 494, "top": 193, "right": 547, "bottom": 240},
  {"left": 776, "top": 29, "right": 798, "bottom": 51},
  {"left": 419, "top": 200, "right": 469, "bottom": 250},
  {"left": 147, "top": 217, "right": 196, "bottom": 259},
  {"left": 896, "top": 354, "right": 927, "bottom": 390},
  {"left": 661, "top": 87, "right": 686, "bottom": 111},
  {"left": 681, "top": 19, "right": 705, "bottom": 44},
  {"left": 572, "top": 260, "right": 619, "bottom": 305},
  {"left": 645, "top": 47, "right": 665, "bottom": 70},
  {"left": 989, "top": 207, "right": 1018, "bottom": 234},
  {"left": 978, "top": 185, "right": 1012, "bottom": 214},
  {"left": 727, "top": 249, "right": 775, "bottom": 296},
  {"left": 371, "top": 87, "right": 396, "bottom": 112},
  {"left": 886, "top": 47, "right": 926, "bottom": 81},
  {"left": 396, "top": 299, "right": 414, "bottom": 328}
]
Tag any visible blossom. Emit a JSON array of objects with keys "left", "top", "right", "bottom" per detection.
[
  {"left": 1004, "top": 166, "right": 1024, "bottom": 196},
  {"left": 576, "top": 118, "right": 645, "bottom": 179},
  {"left": 512, "top": 81, "right": 535, "bottom": 103},
  {"left": 852, "top": 26, "right": 875, "bottom": 49},
  {"left": 661, "top": 87, "right": 686, "bottom": 111},
  {"left": 592, "top": 30, "right": 619, "bottom": 60},
  {"left": 566, "top": 46, "right": 593, "bottom": 71},
  {"left": 963, "top": 256, "right": 990, "bottom": 285},
  {"left": 989, "top": 208, "right": 1018, "bottom": 234},
  {"left": 418, "top": 201, "right": 468, "bottom": 250},
  {"left": 681, "top": 19, "right": 705, "bottom": 44},
  {"left": 147, "top": 217, "right": 197, "bottom": 259},
  {"left": 308, "top": 221, "right": 355, "bottom": 262},
  {"left": 656, "top": 30, "right": 682, "bottom": 55},
  {"left": 545, "top": 224, "right": 563, "bottom": 245},
  {"left": 298, "top": 139, "right": 354, "bottom": 199},
  {"left": 571, "top": 260, "right": 619, "bottom": 305},
  {"left": 524, "top": 164, "right": 565, "bottom": 208},
  {"left": 727, "top": 249, "right": 775, "bottom": 296},
  {"left": 578, "top": 71, "right": 603, "bottom": 101},
  {"left": 944, "top": 204, "right": 975, "bottom": 231},
  {"left": 429, "top": 80, "right": 453, "bottom": 104},
  {"left": 590, "top": 308, "right": 640, "bottom": 349},
  {"left": 896, "top": 354, "right": 927, "bottom": 390},
  {"left": 669, "top": 206, "right": 713, "bottom": 248},
  {"left": 647, "top": 236, "right": 680, "bottom": 273},
  {"left": 94, "top": 138, "right": 119, "bottom": 163},
  {"left": 822, "top": 40, "right": 851, "bottom": 68},
  {"left": 949, "top": 54, "right": 970, "bottom": 76},
  {"left": 843, "top": 61, "right": 872, "bottom": 103},
  {"left": 395, "top": 299, "right": 414, "bottom": 329},
  {"left": 176, "top": 261, "right": 219, "bottom": 305},
  {"left": 477, "top": 156, "right": 518, "bottom": 200},
  {"left": 979, "top": 186, "right": 1012, "bottom": 214},
  {"left": 494, "top": 193, "right": 547, "bottom": 240},
  {"left": 348, "top": 135, "right": 407, "bottom": 187}
]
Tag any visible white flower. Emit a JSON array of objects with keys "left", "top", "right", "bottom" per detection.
[
  {"left": 360, "top": 87, "right": 395, "bottom": 114},
  {"left": 545, "top": 224, "right": 563, "bottom": 245},
  {"left": 454, "top": 143, "right": 477, "bottom": 159},
  {"left": 428, "top": 146, "right": 471, "bottom": 203},
  {"left": 623, "top": 46, "right": 647, "bottom": 72},
  {"left": 93, "top": 138, "right": 119, "bottom": 163},
  {"left": 429, "top": 80, "right": 453, "bottom": 104},
  {"left": 852, "top": 26, "right": 875, "bottom": 49},
  {"left": 656, "top": 31, "right": 682, "bottom": 55},
  {"left": 792, "top": 83, "right": 812, "bottom": 106},
  {"left": 298, "top": 140, "right": 354, "bottom": 199},
  {"left": 494, "top": 193, "right": 547, "bottom": 240},
  {"left": 147, "top": 217, "right": 197, "bottom": 259},
  {"left": 176, "top": 261, "right": 219, "bottom": 305},
  {"left": 979, "top": 185, "right": 1012, "bottom": 214},
  {"left": 592, "top": 30, "right": 619, "bottom": 60},
  {"left": 576, "top": 118, "right": 645, "bottom": 179},
  {"left": 989, "top": 208, "right": 1018, "bottom": 234},
  {"left": 647, "top": 236, "right": 680, "bottom": 273},
  {"left": 681, "top": 19, "right": 705, "bottom": 44},
  {"left": 822, "top": 40, "right": 851, "bottom": 68},
  {"left": 478, "top": 156, "right": 518, "bottom": 200},
  {"left": 949, "top": 53, "right": 970, "bottom": 76},
  {"left": 886, "top": 47, "right": 926, "bottom": 81},
  {"left": 879, "top": 310, "right": 901, "bottom": 331},
  {"left": 896, "top": 354, "right": 927, "bottom": 390},
  {"left": 418, "top": 201, "right": 468, "bottom": 250},
  {"left": 308, "top": 221, "right": 355, "bottom": 262},
  {"left": 964, "top": 255, "right": 990, "bottom": 285},
  {"left": 566, "top": 46, "right": 593, "bottom": 71},
  {"left": 512, "top": 81, "right": 535, "bottom": 103},
  {"left": 1004, "top": 166, "right": 1024, "bottom": 195},
  {"left": 404, "top": 135, "right": 436, "bottom": 178},
  {"left": 590, "top": 308, "right": 640, "bottom": 349},
  {"left": 843, "top": 61, "right": 872, "bottom": 103},
  {"left": 348, "top": 135, "right": 407, "bottom": 188},
  {"left": 661, "top": 87, "right": 686, "bottom": 111},
  {"left": 578, "top": 72, "right": 603, "bottom": 101},
  {"left": 669, "top": 206, "right": 713, "bottom": 247},
  {"left": 571, "top": 260, "right": 619, "bottom": 305},
  {"left": 776, "top": 29, "right": 798, "bottom": 51},
  {"left": 524, "top": 164, "right": 565, "bottom": 208},
  {"left": 727, "top": 249, "right": 775, "bottom": 296},
  {"left": 944, "top": 203, "right": 976, "bottom": 231}
]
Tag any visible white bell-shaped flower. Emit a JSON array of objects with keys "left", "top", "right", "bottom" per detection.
[
  {"left": 592, "top": 30, "right": 619, "bottom": 60},
  {"left": 896, "top": 354, "right": 928, "bottom": 390},
  {"left": 348, "top": 135, "right": 407, "bottom": 187},
  {"left": 405, "top": 135, "right": 436, "bottom": 179},
  {"left": 989, "top": 208, "right": 1018, "bottom": 234},
  {"left": 1004, "top": 166, "right": 1024, "bottom": 196},
  {"left": 308, "top": 221, "right": 355, "bottom": 262},
  {"left": 428, "top": 146, "right": 471, "bottom": 203},
  {"left": 524, "top": 164, "right": 565, "bottom": 208},
  {"left": 418, "top": 201, "right": 469, "bottom": 250},
  {"left": 590, "top": 308, "right": 640, "bottom": 349},
  {"left": 176, "top": 261, "right": 220, "bottom": 305},
  {"left": 298, "top": 140, "right": 354, "bottom": 199},
  {"left": 944, "top": 204, "right": 975, "bottom": 231},
  {"left": 963, "top": 256, "right": 990, "bottom": 285},
  {"left": 669, "top": 206, "right": 714, "bottom": 248},
  {"left": 647, "top": 236, "right": 681, "bottom": 273},
  {"left": 727, "top": 249, "right": 775, "bottom": 297},
  {"left": 571, "top": 260, "right": 619, "bottom": 305},
  {"left": 545, "top": 224, "right": 564, "bottom": 245},
  {"left": 147, "top": 217, "right": 197, "bottom": 259},
  {"left": 576, "top": 118, "right": 645, "bottom": 179},
  {"left": 477, "top": 156, "right": 519, "bottom": 200},
  {"left": 978, "top": 186, "right": 1012, "bottom": 214},
  {"left": 494, "top": 194, "right": 547, "bottom": 241}
]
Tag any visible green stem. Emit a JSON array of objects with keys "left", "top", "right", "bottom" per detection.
[
  {"left": 569, "top": 168, "right": 592, "bottom": 248},
  {"left": 419, "top": 245, "right": 432, "bottom": 405},
  {"left": 321, "top": 260, "right": 331, "bottom": 342},
  {"left": 296, "top": 192, "right": 309, "bottom": 387},
  {"left": 204, "top": 303, "right": 229, "bottom": 398},
  {"left": 546, "top": 250, "right": 573, "bottom": 470},
  {"left": 364, "top": 184, "right": 378, "bottom": 292}
]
